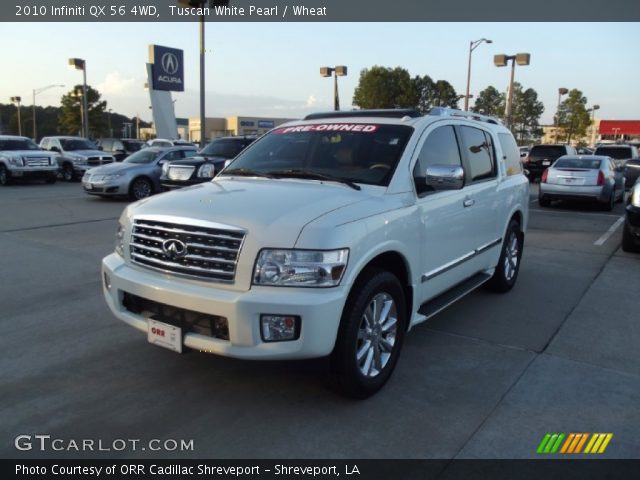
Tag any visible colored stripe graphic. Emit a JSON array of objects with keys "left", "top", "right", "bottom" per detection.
[{"left": 539, "top": 433, "right": 613, "bottom": 454}]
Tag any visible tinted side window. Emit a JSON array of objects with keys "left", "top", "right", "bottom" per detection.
[
  {"left": 498, "top": 132, "right": 523, "bottom": 176},
  {"left": 459, "top": 126, "right": 495, "bottom": 182}
]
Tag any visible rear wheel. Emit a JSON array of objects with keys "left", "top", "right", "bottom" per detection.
[
  {"left": 486, "top": 220, "right": 523, "bottom": 293},
  {"left": 603, "top": 188, "right": 615, "bottom": 211},
  {"left": 329, "top": 269, "right": 407, "bottom": 399}
]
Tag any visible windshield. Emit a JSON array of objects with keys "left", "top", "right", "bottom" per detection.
[
  {"left": 122, "top": 140, "right": 144, "bottom": 152},
  {"left": 0, "top": 138, "right": 41, "bottom": 151},
  {"left": 124, "top": 149, "right": 160, "bottom": 164},
  {"left": 220, "top": 124, "right": 413, "bottom": 186},
  {"left": 60, "top": 138, "right": 97, "bottom": 151},
  {"left": 554, "top": 158, "right": 603, "bottom": 169},
  {"left": 594, "top": 147, "right": 632, "bottom": 159},
  {"left": 200, "top": 139, "right": 250, "bottom": 158}
]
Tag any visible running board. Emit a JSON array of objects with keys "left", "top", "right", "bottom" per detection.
[{"left": 417, "top": 272, "right": 492, "bottom": 320}]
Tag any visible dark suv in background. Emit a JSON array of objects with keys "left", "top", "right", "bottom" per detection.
[
  {"left": 161, "top": 136, "right": 256, "bottom": 190},
  {"left": 524, "top": 144, "right": 577, "bottom": 181},
  {"left": 593, "top": 144, "right": 639, "bottom": 170},
  {"left": 96, "top": 138, "right": 145, "bottom": 162}
]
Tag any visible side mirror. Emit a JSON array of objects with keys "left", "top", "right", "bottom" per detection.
[
  {"left": 97, "top": 146, "right": 104, "bottom": 151},
  {"left": 425, "top": 165, "right": 465, "bottom": 190},
  {"left": 50, "top": 146, "right": 61, "bottom": 153}
]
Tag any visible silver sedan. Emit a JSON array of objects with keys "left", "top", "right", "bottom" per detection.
[
  {"left": 82, "top": 146, "right": 197, "bottom": 200},
  {"left": 538, "top": 155, "right": 625, "bottom": 211}
]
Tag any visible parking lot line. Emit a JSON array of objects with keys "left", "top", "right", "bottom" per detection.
[{"left": 593, "top": 216, "right": 625, "bottom": 246}]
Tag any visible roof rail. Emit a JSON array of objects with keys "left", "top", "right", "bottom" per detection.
[
  {"left": 429, "top": 107, "right": 503, "bottom": 125},
  {"left": 304, "top": 109, "right": 422, "bottom": 120}
]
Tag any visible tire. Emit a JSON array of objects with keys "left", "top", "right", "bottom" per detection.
[
  {"left": 329, "top": 269, "right": 407, "bottom": 399},
  {"left": 62, "top": 164, "right": 75, "bottom": 182},
  {"left": 0, "top": 165, "right": 10, "bottom": 186},
  {"left": 486, "top": 219, "right": 524, "bottom": 293},
  {"left": 538, "top": 195, "right": 550, "bottom": 207},
  {"left": 603, "top": 188, "right": 615, "bottom": 212},
  {"left": 616, "top": 187, "right": 624, "bottom": 204},
  {"left": 622, "top": 222, "right": 640, "bottom": 253},
  {"left": 129, "top": 177, "right": 153, "bottom": 200}
]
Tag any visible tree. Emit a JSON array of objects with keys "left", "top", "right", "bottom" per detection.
[
  {"left": 58, "top": 85, "right": 108, "bottom": 138},
  {"left": 433, "top": 80, "right": 459, "bottom": 108},
  {"left": 511, "top": 84, "right": 544, "bottom": 144},
  {"left": 472, "top": 86, "right": 505, "bottom": 117},
  {"left": 412, "top": 75, "right": 436, "bottom": 114},
  {"left": 352, "top": 66, "right": 418, "bottom": 110},
  {"left": 557, "top": 89, "right": 590, "bottom": 144}
]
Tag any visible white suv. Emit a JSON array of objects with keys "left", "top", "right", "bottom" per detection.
[{"left": 102, "top": 108, "right": 529, "bottom": 398}]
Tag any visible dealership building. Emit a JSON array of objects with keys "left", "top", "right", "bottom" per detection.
[{"left": 188, "top": 115, "right": 295, "bottom": 142}]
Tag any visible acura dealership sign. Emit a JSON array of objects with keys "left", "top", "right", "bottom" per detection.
[{"left": 149, "top": 44, "right": 184, "bottom": 91}]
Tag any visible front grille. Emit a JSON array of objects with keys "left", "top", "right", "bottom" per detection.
[
  {"left": 25, "top": 157, "right": 50, "bottom": 167},
  {"left": 122, "top": 292, "right": 229, "bottom": 341},
  {"left": 87, "top": 156, "right": 114, "bottom": 166},
  {"left": 168, "top": 165, "right": 195, "bottom": 181},
  {"left": 130, "top": 218, "right": 245, "bottom": 282}
]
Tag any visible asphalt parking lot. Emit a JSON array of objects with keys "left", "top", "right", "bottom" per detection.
[{"left": 1, "top": 181, "right": 638, "bottom": 460}]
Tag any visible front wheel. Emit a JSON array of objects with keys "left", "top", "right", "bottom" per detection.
[
  {"left": 622, "top": 222, "right": 640, "bottom": 253},
  {"left": 129, "top": 177, "right": 153, "bottom": 200},
  {"left": 0, "top": 166, "right": 10, "bottom": 186},
  {"left": 62, "top": 164, "right": 75, "bottom": 182},
  {"left": 329, "top": 269, "right": 407, "bottom": 399},
  {"left": 485, "top": 220, "right": 524, "bottom": 293}
]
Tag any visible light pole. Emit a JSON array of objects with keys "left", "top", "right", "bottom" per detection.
[
  {"left": 320, "top": 66, "right": 348, "bottom": 111},
  {"left": 494, "top": 53, "right": 530, "bottom": 130},
  {"left": 554, "top": 87, "right": 569, "bottom": 142},
  {"left": 32, "top": 84, "right": 64, "bottom": 141},
  {"left": 613, "top": 127, "right": 620, "bottom": 141},
  {"left": 68, "top": 58, "right": 89, "bottom": 138},
  {"left": 72, "top": 88, "right": 84, "bottom": 136},
  {"left": 10, "top": 96, "right": 22, "bottom": 136},
  {"left": 465, "top": 38, "right": 492, "bottom": 111}
]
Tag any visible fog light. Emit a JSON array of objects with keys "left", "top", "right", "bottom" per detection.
[
  {"left": 260, "top": 315, "right": 300, "bottom": 342},
  {"left": 103, "top": 272, "right": 111, "bottom": 290}
]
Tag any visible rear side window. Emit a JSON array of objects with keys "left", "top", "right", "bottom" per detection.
[
  {"left": 497, "top": 133, "right": 523, "bottom": 176},
  {"left": 458, "top": 126, "right": 495, "bottom": 182}
]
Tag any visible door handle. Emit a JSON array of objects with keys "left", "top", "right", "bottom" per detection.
[{"left": 463, "top": 197, "right": 475, "bottom": 208}]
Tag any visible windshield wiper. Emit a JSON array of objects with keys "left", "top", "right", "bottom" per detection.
[
  {"left": 267, "top": 169, "right": 361, "bottom": 191},
  {"left": 221, "top": 168, "right": 274, "bottom": 179}
]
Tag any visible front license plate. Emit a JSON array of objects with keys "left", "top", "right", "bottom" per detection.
[
  {"left": 542, "top": 160, "right": 551, "bottom": 166},
  {"left": 147, "top": 319, "right": 182, "bottom": 353}
]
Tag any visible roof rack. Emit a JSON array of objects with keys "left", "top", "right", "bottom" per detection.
[
  {"left": 428, "top": 107, "right": 503, "bottom": 125},
  {"left": 304, "top": 109, "right": 421, "bottom": 120}
]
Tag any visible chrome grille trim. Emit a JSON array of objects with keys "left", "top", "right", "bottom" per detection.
[
  {"left": 25, "top": 158, "right": 50, "bottom": 167},
  {"left": 129, "top": 217, "right": 245, "bottom": 283}
]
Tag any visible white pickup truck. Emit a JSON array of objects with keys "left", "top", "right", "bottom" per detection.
[{"left": 102, "top": 108, "right": 529, "bottom": 398}]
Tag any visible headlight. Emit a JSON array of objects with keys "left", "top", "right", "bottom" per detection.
[
  {"left": 115, "top": 223, "right": 125, "bottom": 257},
  {"left": 8, "top": 157, "right": 24, "bottom": 166},
  {"left": 198, "top": 163, "right": 216, "bottom": 178},
  {"left": 632, "top": 187, "right": 640, "bottom": 208},
  {"left": 253, "top": 249, "right": 349, "bottom": 287},
  {"left": 103, "top": 173, "right": 124, "bottom": 182}
]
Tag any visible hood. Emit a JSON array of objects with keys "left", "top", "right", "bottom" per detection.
[
  {"left": 89, "top": 162, "right": 146, "bottom": 174},
  {"left": 67, "top": 149, "right": 109, "bottom": 158},
  {"left": 2, "top": 150, "right": 55, "bottom": 159},
  {"left": 126, "top": 177, "right": 372, "bottom": 248}
]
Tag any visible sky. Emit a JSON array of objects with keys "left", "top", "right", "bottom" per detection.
[{"left": 1, "top": 22, "right": 639, "bottom": 126}]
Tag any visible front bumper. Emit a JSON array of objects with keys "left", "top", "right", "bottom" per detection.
[
  {"left": 161, "top": 177, "right": 208, "bottom": 190},
  {"left": 82, "top": 176, "right": 128, "bottom": 196},
  {"left": 8, "top": 165, "right": 58, "bottom": 178},
  {"left": 539, "top": 183, "right": 609, "bottom": 202},
  {"left": 102, "top": 253, "right": 347, "bottom": 360}
]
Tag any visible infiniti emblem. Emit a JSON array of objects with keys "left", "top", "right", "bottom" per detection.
[
  {"left": 161, "top": 52, "right": 179, "bottom": 75},
  {"left": 162, "top": 238, "right": 187, "bottom": 259}
]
